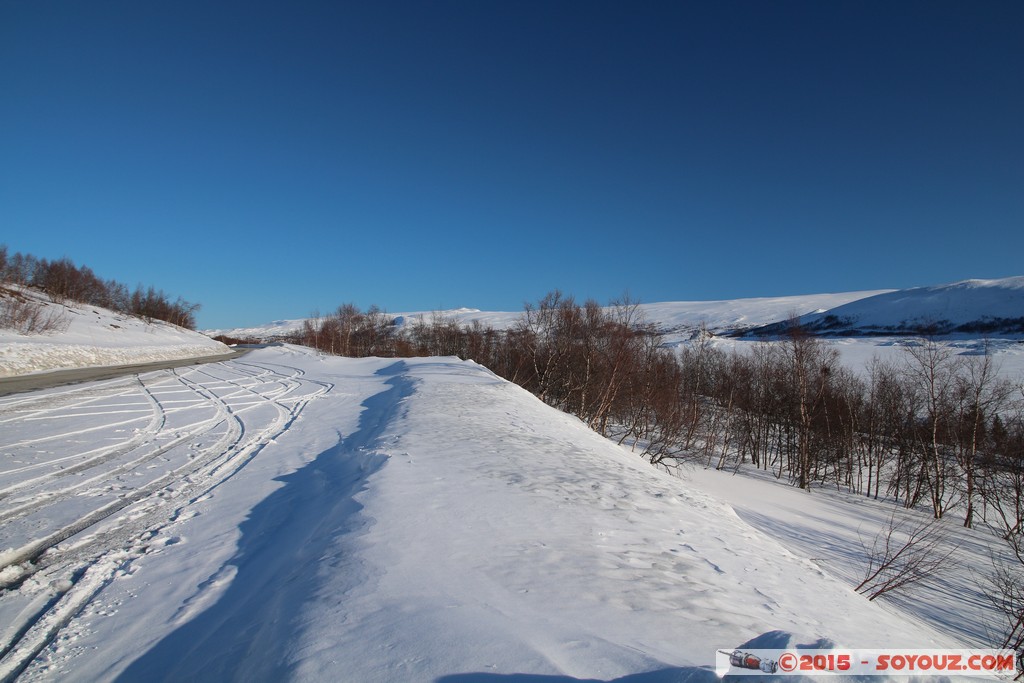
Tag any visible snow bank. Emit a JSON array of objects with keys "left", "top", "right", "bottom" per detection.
[{"left": 0, "top": 293, "right": 230, "bottom": 377}]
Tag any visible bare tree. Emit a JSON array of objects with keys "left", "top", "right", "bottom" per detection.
[
  {"left": 980, "top": 391, "right": 1024, "bottom": 540},
  {"left": 955, "top": 346, "right": 1015, "bottom": 528},
  {"left": 985, "top": 561, "right": 1024, "bottom": 659},
  {"left": 902, "top": 337, "right": 960, "bottom": 518},
  {"left": 856, "top": 510, "right": 955, "bottom": 601},
  {"left": 784, "top": 316, "right": 838, "bottom": 490},
  {"left": 588, "top": 295, "right": 649, "bottom": 436}
]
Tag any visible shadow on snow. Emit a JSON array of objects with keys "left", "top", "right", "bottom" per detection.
[{"left": 116, "top": 361, "right": 414, "bottom": 682}]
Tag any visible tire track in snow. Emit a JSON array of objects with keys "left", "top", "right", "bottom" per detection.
[
  {"left": 0, "top": 380, "right": 140, "bottom": 423},
  {"left": 0, "top": 373, "right": 246, "bottom": 521},
  {"left": 0, "top": 377, "right": 169, "bottom": 501},
  {"left": 0, "top": 374, "right": 242, "bottom": 588},
  {"left": 0, "top": 358, "right": 332, "bottom": 681}
]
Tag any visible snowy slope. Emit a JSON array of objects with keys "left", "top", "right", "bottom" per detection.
[
  {"left": 635, "top": 291, "right": 890, "bottom": 338},
  {"left": 753, "top": 277, "right": 1024, "bottom": 336},
  {"left": 2, "top": 348, "right": 989, "bottom": 682},
  {"left": 0, "top": 290, "right": 230, "bottom": 377},
  {"left": 684, "top": 464, "right": 1013, "bottom": 651}
]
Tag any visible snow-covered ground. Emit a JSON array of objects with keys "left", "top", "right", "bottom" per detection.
[
  {"left": 648, "top": 278, "right": 1024, "bottom": 385},
  {"left": 684, "top": 464, "right": 1014, "bottom": 652},
  {"left": 0, "top": 291, "right": 230, "bottom": 377},
  {"left": 0, "top": 347, "right": 1009, "bottom": 681}
]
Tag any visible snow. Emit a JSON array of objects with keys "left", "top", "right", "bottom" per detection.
[
  {"left": 0, "top": 347, "right": 1003, "bottom": 681},
  {"left": 793, "top": 277, "right": 1024, "bottom": 334},
  {"left": 0, "top": 292, "right": 230, "bottom": 377},
  {"left": 683, "top": 464, "right": 1015, "bottom": 651},
  {"left": 637, "top": 291, "right": 891, "bottom": 337}
]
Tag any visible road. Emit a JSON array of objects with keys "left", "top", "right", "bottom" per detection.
[{"left": 0, "top": 349, "right": 251, "bottom": 396}]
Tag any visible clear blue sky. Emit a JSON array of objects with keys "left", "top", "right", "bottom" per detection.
[{"left": 2, "top": 1, "right": 1022, "bottom": 329}]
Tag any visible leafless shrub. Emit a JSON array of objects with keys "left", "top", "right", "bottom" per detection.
[
  {"left": 856, "top": 510, "right": 956, "bottom": 600},
  {"left": 983, "top": 508, "right": 1024, "bottom": 662},
  {"left": 985, "top": 557, "right": 1024, "bottom": 657},
  {"left": 0, "top": 287, "right": 70, "bottom": 335},
  {"left": 0, "top": 244, "right": 201, "bottom": 329}
]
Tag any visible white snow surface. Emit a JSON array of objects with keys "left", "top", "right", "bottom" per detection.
[
  {"left": 635, "top": 291, "right": 892, "bottom": 336},
  {"left": 794, "top": 277, "right": 1024, "bottom": 333},
  {"left": 0, "top": 292, "right": 230, "bottom": 377},
  {"left": 1, "top": 347, "right": 999, "bottom": 682}
]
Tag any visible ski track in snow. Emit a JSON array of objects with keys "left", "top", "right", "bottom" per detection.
[{"left": 0, "top": 357, "right": 332, "bottom": 681}]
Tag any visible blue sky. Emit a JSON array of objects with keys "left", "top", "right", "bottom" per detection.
[{"left": 2, "top": 1, "right": 1022, "bottom": 329}]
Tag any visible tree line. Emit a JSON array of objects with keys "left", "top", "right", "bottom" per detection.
[{"left": 0, "top": 245, "right": 201, "bottom": 330}]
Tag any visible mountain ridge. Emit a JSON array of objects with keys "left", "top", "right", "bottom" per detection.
[
  {"left": 744, "top": 276, "right": 1024, "bottom": 337},
  {"left": 204, "top": 276, "right": 1024, "bottom": 343}
]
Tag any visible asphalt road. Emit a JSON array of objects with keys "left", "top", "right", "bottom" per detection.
[{"left": 0, "top": 349, "right": 251, "bottom": 396}]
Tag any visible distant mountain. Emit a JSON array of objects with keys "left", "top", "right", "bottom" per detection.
[
  {"left": 634, "top": 291, "right": 890, "bottom": 338},
  {"left": 204, "top": 291, "right": 887, "bottom": 342},
  {"left": 746, "top": 277, "right": 1024, "bottom": 337},
  {"left": 205, "top": 278, "right": 1024, "bottom": 345}
]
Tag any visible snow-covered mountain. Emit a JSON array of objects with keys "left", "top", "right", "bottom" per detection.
[
  {"left": 635, "top": 291, "right": 890, "bottom": 338},
  {"left": 748, "top": 277, "right": 1024, "bottom": 337}
]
